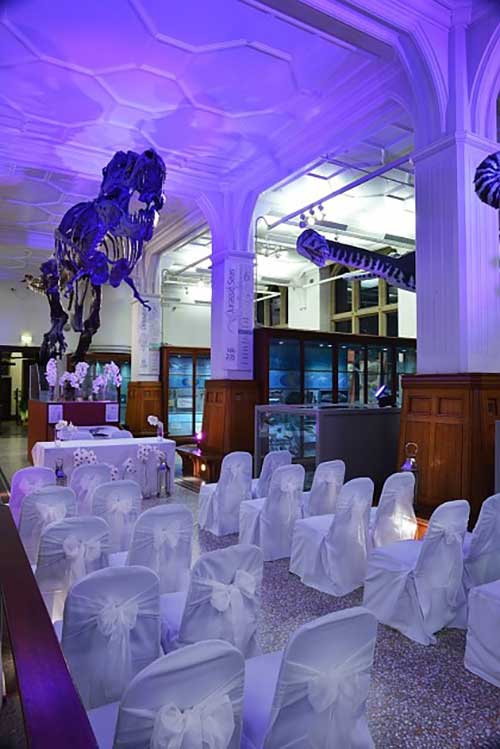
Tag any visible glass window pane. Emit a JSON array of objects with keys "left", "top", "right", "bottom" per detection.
[
  {"left": 304, "top": 341, "right": 333, "bottom": 405},
  {"left": 367, "top": 346, "right": 393, "bottom": 404},
  {"left": 359, "top": 315, "right": 379, "bottom": 335},
  {"left": 395, "top": 347, "right": 417, "bottom": 405},
  {"left": 385, "top": 283, "right": 398, "bottom": 305},
  {"left": 168, "top": 354, "right": 193, "bottom": 436},
  {"left": 195, "top": 355, "right": 211, "bottom": 433},
  {"left": 334, "top": 279, "right": 352, "bottom": 313},
  {"left": 270, "top": 296, "right": 281, "bottom": 326},
  {"left": 334, "top": 319, "right": 351, "bottom": 333},
  {"left": 386, "top": 311, "right": 398, "bottom": 336},
  {"left": 359, "top": 279, "right": 379, "bottom": 308},
  {"left": 269, "top": 340, "right": 301, "bottom": 404},
  {"left": 338, "top": 344, "right": 366, "bottom": 404}
]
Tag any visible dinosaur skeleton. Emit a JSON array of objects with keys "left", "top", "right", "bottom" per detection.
[
  {"left": 37, "top": 148, "right": 166, "bottom": 365},
  {"left": 296, "top": 229, "right": 416, "bottom": 291},
  {"left": 296, "top": 150, "right": 500, "bottom": 288}
]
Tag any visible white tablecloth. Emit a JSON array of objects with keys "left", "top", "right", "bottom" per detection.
[{"left": 32, "top": 437, "right": 176, "bottom": 497}]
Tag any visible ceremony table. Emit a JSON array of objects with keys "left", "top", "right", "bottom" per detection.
[{"left": 32, "top": 437, "right": 176, "bottom": 497}]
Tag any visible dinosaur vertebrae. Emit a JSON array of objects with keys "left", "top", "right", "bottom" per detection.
[{"left": 474, "top": 151, "right": 500, "bottom": 209}]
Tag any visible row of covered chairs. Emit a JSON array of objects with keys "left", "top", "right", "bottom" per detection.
[
  {"left": 200, "top": 452, "right": 349, "bottom": 538},
  {"left": 17, "top": 479, "right": 143, "bottom": 564},
  {"left": 10, "top": 461, "right": 138, "bottom": 527},
  {"left": 51, "top": 544, "right": 378, "bottom": 748},
  {"left": 32, "top": 502, "right": 193, "bottom": 620},
  {"left": 86, "top": 605, "right": 377, "bottom": 749}
]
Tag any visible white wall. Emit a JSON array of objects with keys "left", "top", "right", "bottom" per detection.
[
  {"left": 398, "top": 289, "right": 417, "bottom": 339},
  {"left": 288, "top": 268, "right": 321, "bottom": 330},
  {"left": 0, "top": 280, "right": 131, "bottom": 351},
  {"left": 162, "top": 284, "right": 211, "bottom": 347}
]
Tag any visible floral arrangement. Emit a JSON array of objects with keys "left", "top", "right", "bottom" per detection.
[
  {"left": 153, "top": 448, "right": 167, "bottom": 465},
  {"left": 74, "top": 361, "right": 89, "bottom": 385},
  {"left": 73, "top": 447, "right": 98, "bottom": 468},
  {"left": 60, "top": 371, "right": 80, "bottom": 390},
  {"left": 55, "top": 419, "right": 68, "bottom": 432},
  {"left": 92, "top": 373, "right": 107, "bottom": 395},
  {"left": 103, "top": 463, "right": 119, "bottom": 481},
  {"left": 45, "top": 358, "right": 58, "bottom": 388},
  {"left": 148, "top": 414, "right": 164, "bottom": 440},
  {"left": 137, "top": 444, "right": 153, "bottom": 463},
  {"left": 122, "top": 457, "right": 136, "bottom": 475},
  {"left": 104, "top": 361, "right": 122, "bottom": 388}
]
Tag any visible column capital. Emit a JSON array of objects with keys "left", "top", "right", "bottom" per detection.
[{"left": 413, "top": 131, "right": 499, "bottom": 164}]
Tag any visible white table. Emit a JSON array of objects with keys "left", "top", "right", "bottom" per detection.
[{"left": 32, "top": 437, "right": 176, "bottom": 497}]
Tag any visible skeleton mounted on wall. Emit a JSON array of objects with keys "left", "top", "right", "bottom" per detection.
[
  {"left": 33, "top": 148, "right": 166, "bottom": 366},
  {"left": 295, "top": 149, "right": 500, "bottom": 287}
]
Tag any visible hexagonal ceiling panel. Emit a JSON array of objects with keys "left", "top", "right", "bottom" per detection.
[{"left": 0, "top": 0, "right": 382, "bottom": 278}]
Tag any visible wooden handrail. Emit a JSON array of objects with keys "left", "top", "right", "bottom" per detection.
[{"left": 0, "top": 505, "right": 98, "bottom": 748}]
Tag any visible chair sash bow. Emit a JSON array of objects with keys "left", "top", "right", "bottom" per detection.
[
  {"left": 208, "top": 570, "right": 257, "bottom": 650},
  {"left": 150, "top": 693, "right": 234, "bottom": 749},
  {"left": 63, "top": 534, "right": 101, "bottom": 584},
  {"left": 37, "top": 502, "right": 66, "bottom": 526},
  {"left": 97, "top": 598, "right": 138, "bottom": 697}
]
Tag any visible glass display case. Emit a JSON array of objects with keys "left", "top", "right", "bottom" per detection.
[
  {"left": 160, "top": 346, "right": 211, "bottom": 439},
  {"left": 255, "top": 403, "right": 401, "bottom": 493},
  {"left": 255, "top": 328, "right": 416, "bottom": 407},
  {"left": 269, "top": 338, "right": 301, "bottom": 405},
  {"left": 68, "top": 351, "right": 131, "bottom": 424},
  {"left": 304, "top": 341, "right": 333, "bottom": 405}
]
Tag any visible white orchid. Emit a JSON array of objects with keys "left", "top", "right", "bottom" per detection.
[{"left": 147, "top": 415, "right": 159, "bottom": 426}]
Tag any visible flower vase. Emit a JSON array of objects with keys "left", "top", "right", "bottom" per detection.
[
  {"left": 49, "top": 386, "right": 56, "bottom": 401},
  {"left": 157, "top": 422, "right": 164, "bottom": 441},
  {"left": 141, "top": 461, "right": 151, "bottom": 499}
]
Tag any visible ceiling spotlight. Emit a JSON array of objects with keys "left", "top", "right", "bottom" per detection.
[
  {"left": 299, "top": 213, "right": 306, "bottom": 229},
  {"left": 306, "top": 214, "right": 316, "bottom": 227}
]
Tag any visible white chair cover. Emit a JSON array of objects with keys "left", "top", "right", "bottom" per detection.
[
  {"left": 61, "top": 565, "right": 160, "bottom": 709},
  {"left": 35, "top": 516, "right": 109, "bottom": 621},
  {"left": 252, "top": 451, "right": 292, "bottom": 499},
  {"left": 463, "top": 493, "right": 500, "bottom": 589},
  {"left": 10, "top": 466, "right": 55, "bottom": 527},
  {"left": 89, "top": 640, "right": 245, "bottom": 749},
  {"left": 70, "top": 462, "right": 113, "bottom": 516},
  {"left": 161, "top": 544, "right": 263, "bottom": 658},
  {"left": 464, "top": 579, "right": 500, "bottom": 688},
  {"left": 239, "top": 464, "right": 305, "bottom": 561},
  {"left": 371, "top": 472, "right": 416, "bottom": 548},
  {"left": 363, "top": 499, "right": 470, "bottom": 645},
  {"left": 302, "top": 460, "right": 345, "bottom": 517},
  {"left": 60, "top": 427, "right": 95, "bottom": 440},
  {"left": 91, "top": 480, "right": 142, "bottom": 553},
  {"left": 297, "top": 477, "right": 374, "bottom": 596},
  {"left": 242, "top": 607, "right": 377, "bottom": 749},
  {"left": 123, "top": 504, "right": 193, "bottom": 594},
  {"left": 199, "top": 452, "right": 253, "bottom": 536},
  {"left": 18, "top": 485, "right": 77, "bottom": 565}
]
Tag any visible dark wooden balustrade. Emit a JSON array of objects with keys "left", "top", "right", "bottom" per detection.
[{"left": 0, "top": 504, "right": 98, "bottom": 748}]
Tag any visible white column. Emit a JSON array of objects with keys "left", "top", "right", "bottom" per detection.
[
  {"left": 130, "top": 294, "right": 162, "bottom": 381},
  {"left": 414, "top": 133, "right": 499, "bottom": 373},
  {"left": 201, "top": 190, "right": 257, "bottom": 380},
  {"left": 210, "top": 251, "right": 254, "bottom": 379}
]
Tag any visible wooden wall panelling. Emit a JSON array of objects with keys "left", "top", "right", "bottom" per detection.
[
  {"left": 202, "top": 380, "right": 258, "bottom": 455},
  {"left": 399, "top": 374, "right": 500, "bottom": 523},
  {"left": 125, "top": 381, "right": 162, "bottom": 436}
]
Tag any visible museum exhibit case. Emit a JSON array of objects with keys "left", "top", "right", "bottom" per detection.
[
  {"left": 160, "top": 346, "right": 211, "bottom": 439},
  {"left": 255, "top": 403, "right": 401, "bottom": 491},
  {"left": 254, "top": 327, "right": 416, "bottom": 407}
]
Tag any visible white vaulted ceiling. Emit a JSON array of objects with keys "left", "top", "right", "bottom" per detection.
[{"left": 0, "top": 0, "right": 388, "bottom": 279}]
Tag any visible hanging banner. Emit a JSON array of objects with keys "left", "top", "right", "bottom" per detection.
[{"left": 223, "top": 257, "right": 253, "bottom": 371}]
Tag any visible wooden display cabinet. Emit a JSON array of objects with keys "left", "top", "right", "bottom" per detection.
[
  {"left": 254, "top": 327, "right": 417, "bottom": 407},
  {"left": 160, "top": 346, "right": 211, "bottom": 441}
]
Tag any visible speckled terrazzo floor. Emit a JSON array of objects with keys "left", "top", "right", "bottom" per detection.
[{"left": 1, "top": 428, "right": 500, "bottom": 748}]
